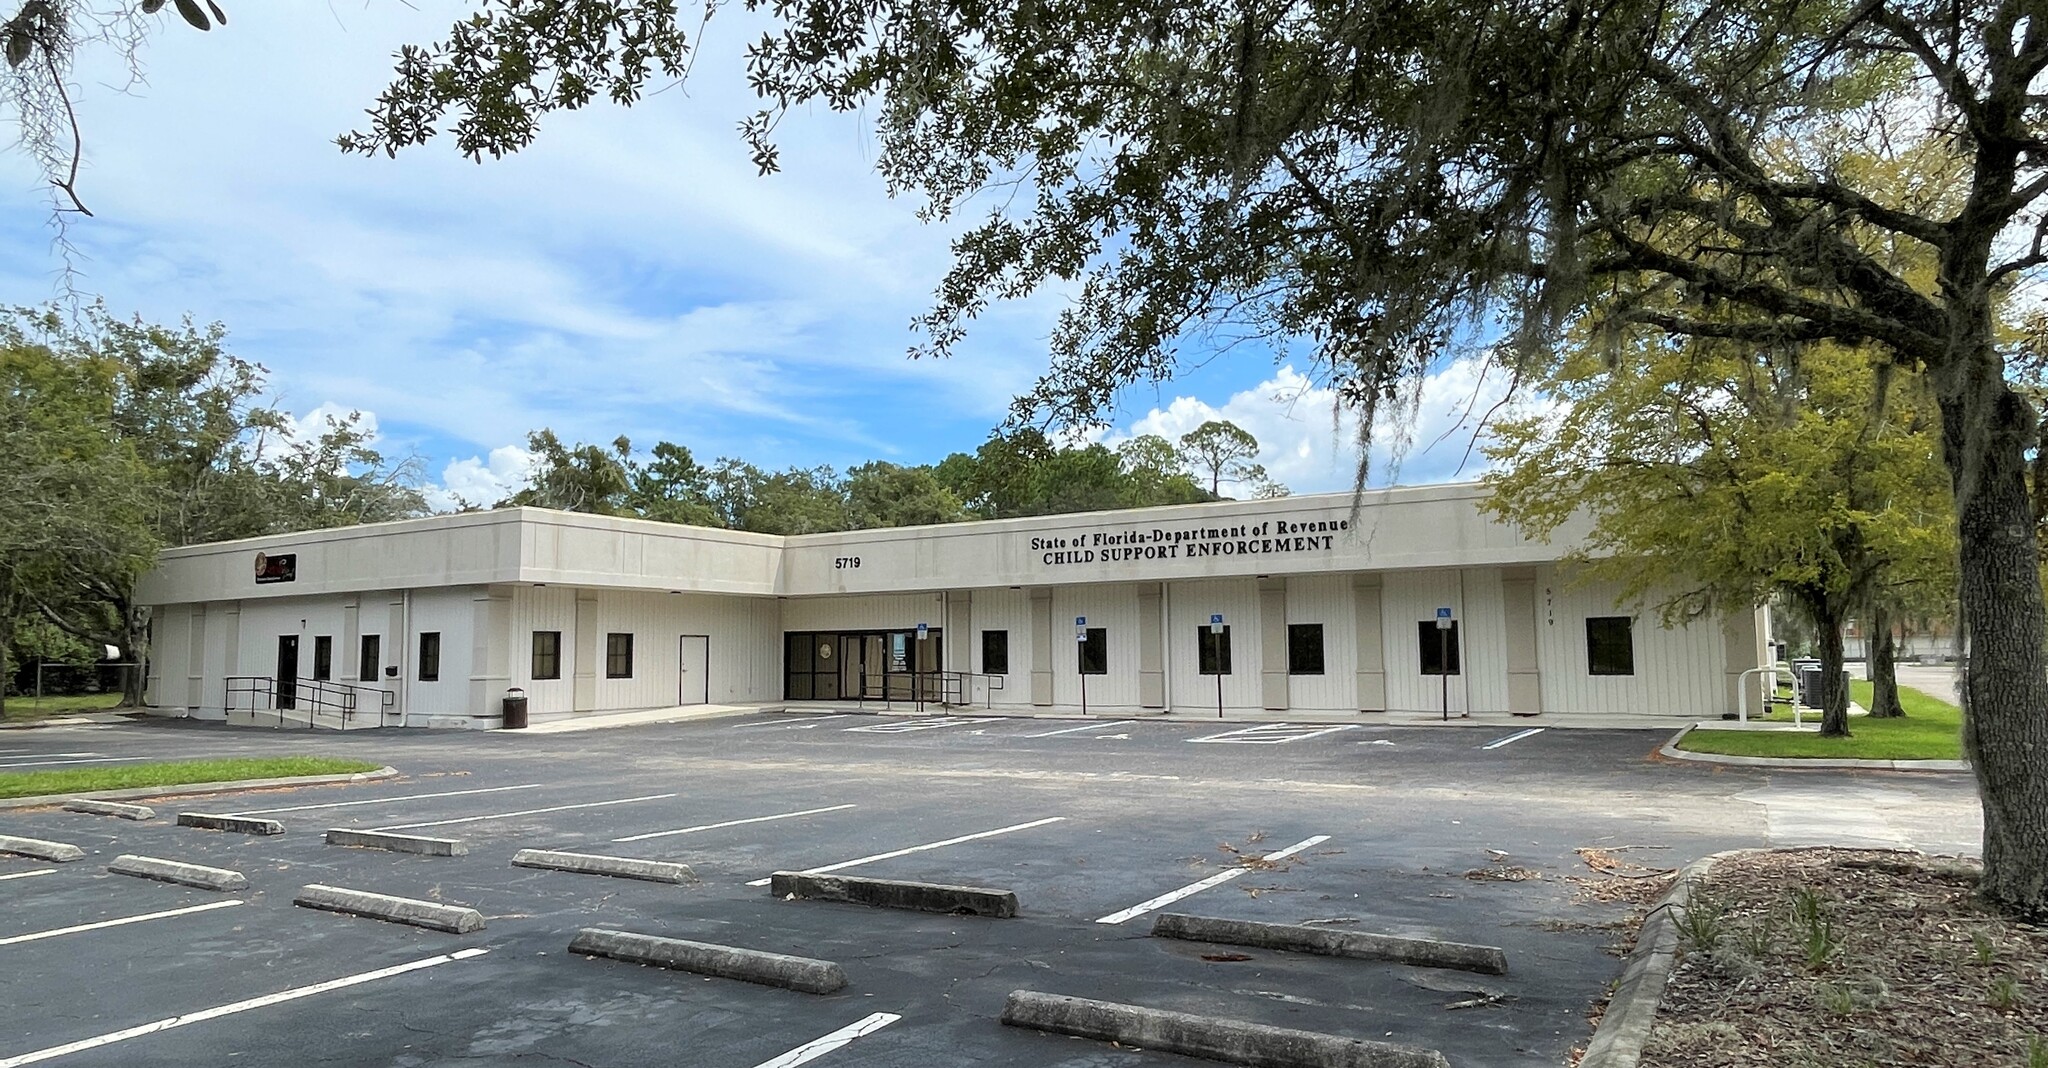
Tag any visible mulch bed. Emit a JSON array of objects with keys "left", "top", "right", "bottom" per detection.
[{"left": 1640, "top": 848, "right": 2046, "bottom": 1068}]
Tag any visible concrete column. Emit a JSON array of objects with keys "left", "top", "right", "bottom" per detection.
[
  {"left": 221, "top": 602, "right": 241, "bottom": 679},
  {"left": 1722, "top": 605, "right": 1766, "bottom": 717},
  {"left": 341, "top": 598, "right": 361, "bottom": 681},
  {"left": 573, "top": 591, "right": 600, "bottom": 712},
  {"left": 1030, "top": 589, "right": 1053, "bottom": 706},
  {"left": 1259, "top": 577, "right": 1288, "bottom": 710},
  {"left": 1501, "top": 567, "right": 1542, "bottom": 715},
  {"left": 185, "top": 605, "right": 208, "bottom": 711},
  {"left": 468, "top": 587, "right": 512, "bottom": 720},
  {"left": 1137, "top": 586, "right": 1165, "bottom": 708},
  {"left": 946, "top": 591, "right": 972, "bottom": 673},
  {"left": 1352, "top": 575, "right": 1385, "bottom": 712}
]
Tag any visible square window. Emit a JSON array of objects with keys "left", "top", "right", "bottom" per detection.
[
  {"left": 418, "top": 632, "right": 441, "bottom": 682},
  {"left": 532, "top": 631, "right": 562, "bottom": 680},
  {"left": 359, "top": 634, "right": 381, "bottom": 682},
  {"left": 312, "top": 636, "right": 332, "bottom": 681},
  {"left": 982, "top": 630, "right": 1010, "bottom": 675},
  {"left": 1288, "top": 623, "right": 1325, "bottom": 675},
  {"left": 1197, "top": 625, "right": 1232, "bottom": 675},
  {"left": 1418, "top": 620, "right": 1460, "bottom": 676},
  {"left": 1587, "top": 616, "right": 1635, "bottom": 676},
  {"left": 1078, "top": 627, "right": 1107, "bottom": 675},
  {"left": 606, "top": 633, "right": 634, "bottom": 679}
]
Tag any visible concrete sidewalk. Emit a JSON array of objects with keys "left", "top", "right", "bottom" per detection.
[
  {"left": 519, "top": 703, "right": 766, "bottom": 734},
  {"left": 766, "top": 701, "right": 1699, "bottom": 731}
]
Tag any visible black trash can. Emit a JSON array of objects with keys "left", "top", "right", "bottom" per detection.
[{"left": 501, "top": 687, "right": 529, "bottom": 730}]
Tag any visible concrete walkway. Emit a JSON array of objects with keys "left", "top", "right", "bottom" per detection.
[
  {"left": 769, "top": 700, "right": 1701, "bottom": 730},
  {"left": 519, "top": 703, "right": 764, "bottom": 734}
]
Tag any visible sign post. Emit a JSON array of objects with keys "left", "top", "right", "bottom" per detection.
[
  {"left": 1436, "top": 607, "right": 1454, "bottom": 722},
  {"left": 1210, "top": 613, "right": 1226, "bottom": 718},
  {"left": 1075, "top": 616, "right": 1088, "bottom": 718},
  {"left": 916, "top": 623, "right": 929, "bottom": 714}
]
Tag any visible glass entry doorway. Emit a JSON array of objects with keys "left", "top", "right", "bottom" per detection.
[{"left": 784, "top": 630, "right": 942, "bottom": 701}]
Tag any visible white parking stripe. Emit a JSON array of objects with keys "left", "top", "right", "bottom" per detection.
[
  {"left": 612, "top": 804, "right": 858, "bottom": 843},
  {"left": 0, "top": 948, "right": 488, "bottom": 1067},
  {"left": 747, "top": 714, "right": 851, "bottom": 727},
  {"left": 751, "top": 1012, "right": 902, "bottom": 1068},
  {"left": 1481, "top": 727, "right": 1545, "bottom": 750},
  {"left": 0, "top": 870, "right": 53, "bottom": 882},
  {"left": 745, "top": 816, "right": 1067, "bottom": 886},
  {"left": 843, "top": 717, "right": 1002, "bottom": 734},
  {"left": 377, "top": 793, "right": 678, "bottom": 831},
  {"left": 1188, "top": 724, "right": 1360, "bottom": 744},
  {"left": 236, "top": 784, "right": 545, "bottom": 815},
  {"left": 0, "top": 757, "right": 145, "bottom": 770},
  {"left": 1022, "top": 720, "right": 1137, "bottom": 738},
  {"left": 1094, "top": 834, "right": 1331, "bottom": 924},
  {"left": 0, "top": 900, "right": 243, "bottom": 947}
]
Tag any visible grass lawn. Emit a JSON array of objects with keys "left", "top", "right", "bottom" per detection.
[
  {"left": 2, "top": 692, "right": 127, "bottom": 721},
  {"left": 0, "top": 756, "right": 383, "bottom": 800},
  {"left": 1676, "top": 679, "right": 1964, "bottom": 761}
]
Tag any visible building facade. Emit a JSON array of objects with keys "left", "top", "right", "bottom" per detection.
[{"left": 138, "top": 483, "right": 1770, "bottom": 727}]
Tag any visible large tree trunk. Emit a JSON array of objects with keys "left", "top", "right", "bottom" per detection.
[
  {"left": 1936, "top": 370, "right": 2048, "bottom": 917},
  {"left": 1868, "top": 603, "right": 1906, "bottom": 718},
  {"left": 120, "top": 604, "right": 149, "bottom": 708},
  {"left": 1815, "top": 604, "right": 1851, "bottom": 738}
]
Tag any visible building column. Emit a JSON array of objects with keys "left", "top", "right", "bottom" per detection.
[
  {"left": 185, "top": 605, "right": 208, "bottom": 711},
  {"left": 340, "top": 598, "right": 361, "bottom": 681},
  {"left": 1259, "top": 577, "right": 1288, "bottom": 710},
  {"left": 1501, "top": 567, "right": 1543, "bottom": 715},
  {"left": 1722, "top": 605, "right": 1766, "bottom": 717},
  {"left": 574, "top": 590, "right": 600, "bottom": 712},
  {"left": 946, "top": 591, "right": 972, "bottom": 673},
  {"left": 1138, "top": 585, "right": 1165, "bottom": 708},
  {"left": 468, "top": 587, "right": 512, "bottom": 721},
  {"left": 1352, "top": 575, "right": 1385, "bottom": 712},
  {"left": 1030, "top": 589, "right": 1053, "bottom": 706}
]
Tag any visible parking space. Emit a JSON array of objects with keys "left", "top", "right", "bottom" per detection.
[{"left": 0, "top": 711, "right": 1979, "bottom": 1066}]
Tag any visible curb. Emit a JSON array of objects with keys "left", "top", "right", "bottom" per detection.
[
  {"left": 0, "top": 833, "right": 85, "bottom": 862},
  {"left": 1150, "top": 913, "right": 1507, "bottom": 974},
  {"left": 1000, "top": 990, "right": 1449, "bottom": 1068},
  {"left": 1578, "top": 848, "right": 1747, "bottom": 1068},
  {"left": 511, "top": 849, "right": 693, "bottom": 883},
  {"left": 177, "top": 812, "right": 284, "bottom": 836},
  {"left": 326, "top": 829, "right": 467, "bottom": 856},
  {"left": 62, "top": 799, "right": 155, "bottom": 820},
  {"left": 1658, "top": 727, "right": 1970, "bottom": 771},
  {"left": 294, "top": 884, "right": 485, "bottom": 933},
  {"left": 568, "top": 928, "right": 847, "bottom": 993},
  {"left": 769, "top": 871, "right": 1019, "bottom": 917},
  {"left": 0, "top": 766, "right": 400, "bottom": 811},
  {"left": 108, "top": 854, "right": 248, "bottom": 891}
]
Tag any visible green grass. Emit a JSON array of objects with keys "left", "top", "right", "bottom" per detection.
[
  {"left": 1678, "top": 680, "right": 1963, "bottom": 761},
  {"left": 2, "top": 692, "right": 127, "bottom": 721},
  {"left": 0, "top": 756, "right": 382, "bottom": 800}
]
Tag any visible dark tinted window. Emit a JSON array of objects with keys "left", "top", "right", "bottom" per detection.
[
  {"left": 606, "top": 633, "right": 634, "bottom": 678},
  {"left": 532, "top": 631, "right": 562, "bottom": 680},
  {"left": 1197, "top": 626, "right": 1232, "bottom": 675},
  {"left": 1587, "top": 616, "right": 1635, "bottom": 676},
  {"left": 359, "top": 634, "right": 381, "bottom": 682},
  {"left": 1418, "top": 621, "right": 1460, "bottom": 676},
  {"left": 1287, "top": 623, "right": 1325, "bottom": 675},
  {"left": 418, "top": 632, "right": 440, "bottom": 682},
  {"left": 1078, "top": 628, "right": 1107, "bottom": 675},
  {"left": 313, "top": 636, "right": 332, "bottom": 681},
  {"left": 982, "top": 630, "right": 1010, "bottom": 674}
]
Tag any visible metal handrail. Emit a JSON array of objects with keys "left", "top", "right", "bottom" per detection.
[
  {"left": 223, "top": 676, "right": 393, "bottom": 729},
  {"left": 851, "top": 670, "right": 1007, "bottom": 713}
]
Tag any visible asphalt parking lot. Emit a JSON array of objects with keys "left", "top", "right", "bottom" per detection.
[{"left": 0, "top": 712, "right": 1983, "bottom": 1067}]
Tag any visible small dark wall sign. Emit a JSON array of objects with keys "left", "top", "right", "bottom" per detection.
[{"left": 254, "top": 552, "right": 297, "bottom": 584}]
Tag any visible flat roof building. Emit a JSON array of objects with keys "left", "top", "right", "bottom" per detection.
[{"left": 137, "top": 483, "right": 1769, "bottom": 728}]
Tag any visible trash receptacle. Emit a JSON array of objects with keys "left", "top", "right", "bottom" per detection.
[
  {"left": 501, "top": 687, "right": 528, "bottom": 730},
  {"left": 1799, "top": 665, "right": 1824, "bottom": 708}
]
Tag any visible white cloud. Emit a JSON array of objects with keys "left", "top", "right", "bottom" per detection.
[
  {"left": 1106, "top": 358, "right": 1529, "bottom": 495},
  {"left": 279, "top": 401, "right": 377, "bottom": 447},
  {"left": 428, "top": 445, "right": 537, "bottom": 512}
]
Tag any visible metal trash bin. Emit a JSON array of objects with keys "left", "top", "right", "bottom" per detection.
[
  {"left": 501, "top": 687, "right": 529, "bottom": 730},
  {"left": 1799, "top": 665, "right": 1825, "bottom": 709}
]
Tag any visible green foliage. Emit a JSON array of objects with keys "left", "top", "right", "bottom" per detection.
[
  {"left": 0, "top": 755, "right": 380, "bottom": 800},
  {"left": 1178, "top": 420, "right": 1263, "bottom": 496},
  {"left": 1678, "top": 680, "right": 1962, "bottom": 760},
  {"left": 1674, "top": 889, "right": 1728, "bottom": 956},
  {"left": 844, "top": 461, "right": 966, "bottom": 529},
  {"left": 2028, "top": 1035, "right": 2048, "bottom": 1068},
  {"left": 1991, "top": 975, "right": 2024, "bottom": 1012},
  {"left": 1792, "top": 886, "right": 1843, "bottom": 971}
]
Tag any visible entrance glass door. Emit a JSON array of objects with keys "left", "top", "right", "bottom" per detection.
[
  {"left": 276, "top": 635, "right": 299, "bottom": 710},
  {"left": 783, "top": 629, "right": 945, "bottom": 701}
]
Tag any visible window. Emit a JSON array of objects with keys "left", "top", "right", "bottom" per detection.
[
  {"left": 606, "top": 633, "right": 634, "bottom": 678},
  {"left": 418, "top": 632, "right": 441, "bottom": 682},
  {"left": 1197, "top": 625, "right": 1232, "bottom": 675},
  {"left": 312, "top": 636, "right": 332, "bottom": 681},
  {"left": 1586, "top": 616, "right": 1636, "bottom": 676},
  {"left": 1078, "top": 627, "right": 1107, "bottom": 675},
  {"left": 532, "top": 631, "right": 562, "bottom": 680},
  {"left": 1288, "top": 623, "right": 1325, "bottom": 675},
  {"left": 982, "top": 630, "right": 1010, "bottom": 675},
  {"left": 1417, "top": 620, "right": 1461, "bottom": 675},
  {"left": 359, "top": 634, "right": 381, "bottom": 682}
]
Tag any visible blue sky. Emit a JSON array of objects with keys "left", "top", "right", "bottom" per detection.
[{"left": 0, "top": 4, "right": 1512, "bottom": 507}]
